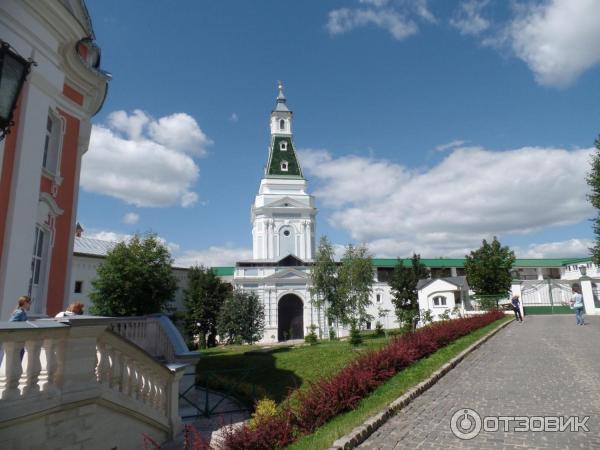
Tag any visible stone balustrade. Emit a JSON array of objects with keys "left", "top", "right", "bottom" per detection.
[
  {"left": 0, "top": 317, "right": 187, "bottom": 442},
  {"left": 108, "top": 314, "right": 199, "bottom": 365}
]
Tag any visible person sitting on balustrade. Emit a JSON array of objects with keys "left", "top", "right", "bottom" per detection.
[
  {"left": 9, "top": 296, "right": 31, "bottom": 322},
  {"left": 55, "top": 301, "right": 85, "bottom": 318}
]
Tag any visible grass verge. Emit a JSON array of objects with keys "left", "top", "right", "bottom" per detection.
[
  {"left": 197, "top": 334, "right": 392, "bottom": 405},
  {"left": 286, "top": 316, "right": 512, "bottom": 450}
]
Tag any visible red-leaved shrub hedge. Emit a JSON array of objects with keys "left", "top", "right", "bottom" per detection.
[{"left": 221, "top": 311, "right": 505, "bottom": 450}]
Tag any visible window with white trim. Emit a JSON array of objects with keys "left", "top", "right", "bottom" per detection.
[
  {"left": 376, "top": 293, "right": 381, "bottom": 302},
  {"left": 279, "top": 119, "right": 285, "bottom": 130},
  {"left": 28, "top": 226, "right": 50, "bottom": 309},
  {"left": 432, "top": 296, "right": 447, "bottom": 307},
  {"left": 42, "top": 110, "right": 62, "bottom": 175},
  {"left": 280, "top": 141, "right": 287, "bottom": 151},
  {"left": 281, "top": 161, "right": 288, "bottom": 171}
]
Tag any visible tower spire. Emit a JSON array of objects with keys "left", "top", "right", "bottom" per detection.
[{"left": 274, "top": 80, "right": 289, "bottom": 112}]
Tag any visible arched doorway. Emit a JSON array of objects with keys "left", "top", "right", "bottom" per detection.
[{"left": 278, "top": 294, "right": 303, "bottom": 341}]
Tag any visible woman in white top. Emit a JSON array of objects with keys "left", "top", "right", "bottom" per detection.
[
  {"left": 570, "top": 288, "right": 585, "bottom": 326},
  {"left": 55, "top": 301, "right": 84, "bottom": 318}
]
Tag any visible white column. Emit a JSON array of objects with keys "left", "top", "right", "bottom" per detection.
[
  {"left": 306, "top": 220, "right": 313, "bottom": 259},
  {"left": 536, "top": 267, "right": 543, "bottom": 280},
  {"left": 266, "top": 220, "right": 272, "bottom": 259},
  {"left": 450, "top": 267, "right": 457, "bottom": 277},
  {"left": 0, "top": 84, "right": 49, "bottom": 320},
  {"left": 579, "top": 277, "right": 599, "bottom": 315},
  {"left": 299, "top": 221, "right": 306, "bottom": 259},
  {"left": 252, "top": 223, "right": 258, "bottom": 259}
]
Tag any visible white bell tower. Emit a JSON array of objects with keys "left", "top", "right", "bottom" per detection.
[{"left": 251, "top": 82, "right": 316, "bottom": 261}]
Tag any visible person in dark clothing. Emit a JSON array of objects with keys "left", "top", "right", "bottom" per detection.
[{"left": 511, "top": 295, "right": 523, "bottom": 322}]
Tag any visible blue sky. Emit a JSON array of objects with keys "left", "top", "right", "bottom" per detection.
[{"left": 79, "top": 0, "right": 600, "bottom": 266}]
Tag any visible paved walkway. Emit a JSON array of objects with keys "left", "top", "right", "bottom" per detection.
[{"left": 359, "top": 315, "right": 600, "bottom": 449}]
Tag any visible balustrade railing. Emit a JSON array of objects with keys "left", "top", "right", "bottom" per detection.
[
  {"left": 0, "top": 318, "right": 186, "bottom": 437},
  {"left": 108, "top": 314, "right": 198, "bottom": 365}
]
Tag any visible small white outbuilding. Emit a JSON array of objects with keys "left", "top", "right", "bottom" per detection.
[{"left": 417, "top": 276, "right": 472, "bottom": 322}]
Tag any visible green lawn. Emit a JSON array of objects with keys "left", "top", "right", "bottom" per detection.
[
  {"left": 196, "top": 333, "right": 391, "bottom": 405},
  {"left": 286, "top": 316, "right": 512, "bottom": 450}
]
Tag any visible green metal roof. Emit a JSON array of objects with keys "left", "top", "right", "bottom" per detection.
[
  {"left": 371, "top": 258, "right": 586, "bottom": 269},
  {"left": 512, "top": 258, "right": 577, "bottom": 267},
  {"left": 371, "top": 258, "right": 466, "bottom": 268},
  {"left": 267, "top": 136, "right": 303, "bottom": 177},
  {"left": 560, "top": 257, "right": 592, "bottom": 265},
  {"left": 212, "top": 258, "right": 588, "bottom": 277},
  {"left": 211, "top": 266, "right": 234, "bottom": 276}
]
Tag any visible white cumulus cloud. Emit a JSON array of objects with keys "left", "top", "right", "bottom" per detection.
[
  {"left": 82, "top": 110, "right": 211, "bottom": 208},
  {"left": 436, "top": 139, "right": 467, "bottom": 152},
  {"left": 450, "top": 0, "right": 490, "bottom": 36},
  {"left": 506, "top": 0, "right": 600, "bottom": 87},
  {"left": 122, "top": 212, "right": 140, "bottom": 225},
  {"left": 175, "top": 246, "right": 253, "bottom": 268},
  {"left": 326, "top": 0, "right": 434, "bottom": 40},
  {"left": 516, "top": 238, "right": 593, "bottom": 258},
  {"left": 300, "top": 145, "right": 594, "bottom": 257},
  {"left": 87, "top": 230, "right": 132, "bottom": 243}
]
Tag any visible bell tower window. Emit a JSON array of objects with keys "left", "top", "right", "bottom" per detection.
[
  {"left": 279, "top": 119, "right": 285, "bottom": 130},
  {"left": 280, "top": 141, "right": 287, "bottom": 151},
  {"left": 281, "top": 161, "right": 288, "bottom": 171}
]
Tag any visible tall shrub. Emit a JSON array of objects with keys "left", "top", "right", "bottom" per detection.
[
  {"left": 90, "top": 233, "right": 177, "bottom": 316},
  {"left": 217, "top": 290, "right": 265, "bottom": 344}
]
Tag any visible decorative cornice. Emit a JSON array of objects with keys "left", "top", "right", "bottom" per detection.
[{"left": 39, "top": 192, "right": 64, "bottom": 216}]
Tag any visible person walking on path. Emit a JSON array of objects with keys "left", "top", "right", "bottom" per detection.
[
  {"left": 511, "top": 295, "right": 523, "bottom": 322},
  {"left": 570, "top": 288, "right": 585, "bottom": 326},
  {"left": 9, "top": 296, "right": 31, "bottom": 322}
]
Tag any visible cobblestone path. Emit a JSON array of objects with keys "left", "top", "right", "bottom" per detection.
[{"left": 359, "top": 315, "right": 600, "bottom": 449}]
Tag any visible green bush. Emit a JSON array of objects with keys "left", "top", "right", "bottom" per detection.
[
  {"left": 329, "top": 328, "right": 337, "bottom": 340},
  {"left": 420, "top": 309, "right": 433, "bottom": 324},
  {"left": 374, "top": 321, "right": 385, "bottom": 337},
  {"left": 349, "top": 321, "right": 363, "bottom": 346},
  {"left": 439, "top": 309, "right": 451, "bottom": 321},
  {"left": 304, "top": 324, "right": 318, "bottom": 345},
  {"left": 250, "top": 398, "right": 278, "bottom": 429}
]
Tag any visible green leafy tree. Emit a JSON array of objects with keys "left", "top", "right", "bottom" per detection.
[
  {"left": 90, "top": 234, "right": 177, "bottom": 316},
  {"left": 217, "top": 290, "right": 265, "bottom": 345},
  {"left": 184, "top": 266, "right": 231, "bottom": 348},
  {"left": 338, "top": 244, "right": 374, "bottom": 326},
  {"left": 389, "top": 254, "right": 430, "bottom": 329},
  {"left": 309, "top": 236, "right": 341, "bottom": 328},
  {"left": 587, "top": 136, "right": 600, "bottom": 263},
  {"left": 465, "top": 237, "right": 516, "bottom": 305}
]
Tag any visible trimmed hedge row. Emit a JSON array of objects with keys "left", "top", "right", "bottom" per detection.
[{"left": 222, "top": 311, "right": 505, "bottom": 450}]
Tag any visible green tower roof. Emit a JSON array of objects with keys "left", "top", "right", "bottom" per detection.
[{"left": 266, "top": 136, "right": 303, "bottom": 178}]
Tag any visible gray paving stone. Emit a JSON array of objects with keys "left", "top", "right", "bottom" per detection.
[{"left": 358, "top": 316, "right": 600, "bottom": 450}]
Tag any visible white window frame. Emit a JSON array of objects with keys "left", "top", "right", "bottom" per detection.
[
  {"left": 28, "top": 225, "right": 51, "bottom": 313},
  {"left": 281, "top": 161, "right": 288, "bottom": 171},
  {"left": 280, "top": 141, "right": 287, "bottom": 151},
  {"left": 279, "top": 119, "right": 285, "bottom": 130},
  {"left": 432, "top": 296, "right": 447, "bottom": 307},
  {"left": 42, "top": 109, "right": 65, "bottom": 179}
]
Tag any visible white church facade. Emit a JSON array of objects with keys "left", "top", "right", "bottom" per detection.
[{"left": 231, "top": 83, "right": 375, "bottom": 342}]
